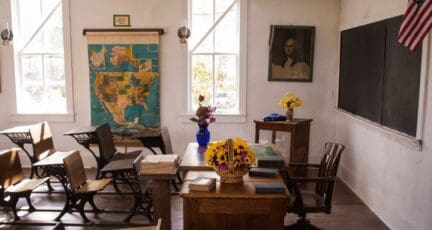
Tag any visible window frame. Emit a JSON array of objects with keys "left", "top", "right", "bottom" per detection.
[
  {"left": 11, "top": 0, "right": 74, "bottom": 122},
  {"left": 186, "top": 0, "right": 247, "bottom": 122}
]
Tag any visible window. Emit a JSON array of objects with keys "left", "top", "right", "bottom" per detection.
[
  {"left": 189, "top": 0, "right": 246, "bottom": 115},
  {"left": 13, "top": 0, "right": 72, "bottom": 115}
]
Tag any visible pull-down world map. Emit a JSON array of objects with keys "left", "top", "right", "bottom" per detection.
[{"left": 88, "top": 44, "right": 160, "bottom": 131}]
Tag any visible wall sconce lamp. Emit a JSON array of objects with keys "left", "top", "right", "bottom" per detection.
[
  {"left": 177, "top": 20, "right": 190, "bottom": 44},
  {"left": 1, "top": 22, "right": 13, "bottom": 46}
]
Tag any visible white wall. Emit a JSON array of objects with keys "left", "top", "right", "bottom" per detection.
[
  {"left": 0, "top": 0, "right": 340, "bottom": 167},
  {"left": 337, "top": 0, "right": 432, "bottom": 229}
]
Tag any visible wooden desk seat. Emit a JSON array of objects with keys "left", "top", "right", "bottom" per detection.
[
  {"left": 29, "top": 122, "right": 75, "bottom": 191},
  {"left": 0, "top": 148, "right": 49, "bottom": 221},
  {"left": 62, "top": 151, "right": 112, "bottom": 222},
  {"left": 76, "top": 179, "right": 112, "bottom": 194},
  {"left": 97, "top": 124, "right": 142, "bottom": 191}
]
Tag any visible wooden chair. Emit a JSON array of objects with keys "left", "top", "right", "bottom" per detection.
[
  {"left": 160, "top": 127, "right": 181, "bottom": 191},
  {"left": 0, "top": 148, "right": 49, "bottom": 220},
  {"left": 29, "top": 121, "right": 71, "bottom": 190},
  {"left": 62, "top": 151, "right": 112, "bottom": 222},
  {"left": 96, "top": 124, "right": 142, "bottom": 189},
  {"left": 283, "top": 142, "right": 344, "bottom": 229}
]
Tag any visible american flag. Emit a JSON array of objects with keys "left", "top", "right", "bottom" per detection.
[{"left": 397, "top": 0, "right": 432, "bottom": 51}]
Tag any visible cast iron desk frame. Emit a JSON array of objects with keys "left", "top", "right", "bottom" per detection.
[
  {"left": 64, "top": 127, "right": 163, "bottom": 179},
  {"left": 32, "top": 151, "right": 74, "bottom": 221},
  {"left": 0, "top": 125, "right": 36, "bottom": 178}
]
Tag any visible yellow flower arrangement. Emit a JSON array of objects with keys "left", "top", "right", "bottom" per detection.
[
  {"left": 278, "top": 92, "right": 302, "bottom": 109},
  {"left": 205, "top": 137, "right": 256, "bottom": 170}
]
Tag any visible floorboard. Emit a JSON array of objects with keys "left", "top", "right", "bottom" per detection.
[{"left": 0, "top": 169, "right": 389, "bottom": 230}]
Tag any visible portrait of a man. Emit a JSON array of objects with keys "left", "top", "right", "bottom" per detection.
[{"left": 269, "top": 25, "right": 315, "bottom": 82}]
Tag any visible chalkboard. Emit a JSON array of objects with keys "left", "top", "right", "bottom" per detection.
[{"left": 339, "top": 16, "right": 422, "bottom": 137}]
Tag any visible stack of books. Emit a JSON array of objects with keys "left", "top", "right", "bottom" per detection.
[
  {"left": 251, "top": 145, "right": 285, "bottom": 168},
  {"left": 140, "top": 154, "right": 179, "bottom": 174},
  {"left": 189, "top": 177, "right": 216, "bottom": 192}
]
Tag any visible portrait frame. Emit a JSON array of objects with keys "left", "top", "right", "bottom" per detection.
[
  {"left": 268, "top": 25, "right": 315, "bottom": 82},
  {"left": 113, "top": 15, "right": 131, "bottom": 27}
]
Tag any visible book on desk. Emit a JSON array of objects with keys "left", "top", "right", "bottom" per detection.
[
  {"left": 140, "top": 154, "right": 179, "bottom": 174},
  {"left": 189, "top": 177, "right": 216, "bottom": 192},
  {"left": 254, "top": 183, "right": 287, "bottom": 194},
  {"left": 249, "top": 167, "right": 279, "bottom": 177},
  {"left": 251, "top": 145, "right": 285, "bottom": 168}
]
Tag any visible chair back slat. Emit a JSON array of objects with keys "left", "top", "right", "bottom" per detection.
[
  {"left": 316, "top": 142, "right": 344, "bottom": 211},
  {"left": 63, "top": 151, "right": 87, "bottom": 192},
  {"left": 29, "top": 122, "right": 56, "bottom": 161},
  {"left": 160, "top": 127, "right": 174, "bottom": 155},
  {"left": 95, "top": 123, "right": 117, "bottom": 166},
  {"left": 0, "top": 148, "right": 25, "bottom": 189}
]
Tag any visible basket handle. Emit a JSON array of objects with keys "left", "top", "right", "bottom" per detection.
[{"left": 227, "top": 138, "right": 234, "bottom": 173}]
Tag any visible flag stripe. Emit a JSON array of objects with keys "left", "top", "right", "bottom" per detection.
[
  {"left": 398, "top": 0, "right": 432, "bottom": 51},
  {"left": 402, "top": 1, "right": 432, "bottom": 46},
  {"left": 401, "top": 1, "right": 432, "bottom": 45},
  {"left": 398, "top": 2, "right": 420, "bottom": 39},
  {"left": 410, "top": 20, "right": 432, "bottom": 50},
  {"left": 407, "top": 7, "right": 432, "bottom": 49}
]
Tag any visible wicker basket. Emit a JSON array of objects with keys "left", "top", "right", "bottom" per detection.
[
  {"left": 216, "top": 168, "right": 248, "bottom": 183},
  {"left": 215, "top": 139, "right": 249, "bottom": 184}
]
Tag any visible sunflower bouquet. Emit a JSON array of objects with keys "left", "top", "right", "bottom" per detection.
[
  {"left": 205, "top": 137, "right": 256, "bottom": 183},
  {"left": 278, "top": 92, "right": 302, "bottom": 109}
]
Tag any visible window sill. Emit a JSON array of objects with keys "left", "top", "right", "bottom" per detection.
[
  {"left": 180, "top": 113, "right": 247, "bottom": 123},
  {"left": 336, "top": 108, "right": 422, "bottom": 150},
  {"left": 10, "top": 113, "right": 76, "bottom": 123}
]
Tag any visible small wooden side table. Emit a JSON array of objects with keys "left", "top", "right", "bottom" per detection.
[{"left": 254, "top": 119, "right": 312, "bottom": 164}]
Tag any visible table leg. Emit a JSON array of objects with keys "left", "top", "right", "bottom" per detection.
[{"left": 152, "top": 179, "right": 171, "bottom": 230}]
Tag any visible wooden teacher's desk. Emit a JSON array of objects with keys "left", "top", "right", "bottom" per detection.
[
  {"left": 180, "top": 171, "right": 289, "bottom": 230},
  {"left": 254, "top": 119, "right": 312, "bottom": 164}
]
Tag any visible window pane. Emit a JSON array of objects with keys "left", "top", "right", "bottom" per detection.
[
  {"left": 215, "top": 55, "right": 237, "bottom": 112},
  {"left": 215, "top": 3, "right": 238, "bottom": 53},
  {"left": 215, "top": 0, "right": 235, "bottom": 18},
  {"left": 21, "top": 55, "right": 43, "bottom": 81},
  {"left": 44, "top": 54, "right": 65, "bottom": 82},
  {"left": 191, "top": 0, "right": 214, "bottom": 50},
  {"left": 18, "top": 0, "right": 60, "bottom": 42},
  {"left": 191, "top": 55, "right": 213, "bottom": 110},
  {"left": 44, "top": 6, "right": 64, "bottom": 53},
  {"left": 46, "top": 84, "right": 67, "bottom": 113},
  {"left": 194, "top": 31, "right": 214, "bottom": 53},
  {"left": 23, "top": 83, "right": 44, "bottom": 105},
  {"left": 23, "top": 6, "right": 63, "bottom": 54}
]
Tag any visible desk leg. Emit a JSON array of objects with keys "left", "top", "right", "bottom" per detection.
[
  {"left": 152, "top": 179, "right": 171, "bottom": 230},
  {"left": 40, "top": 166, "right": 70, "bottom": 221},
  {"left": 255, "top": 126, "right": 260, "bottom": 143}
]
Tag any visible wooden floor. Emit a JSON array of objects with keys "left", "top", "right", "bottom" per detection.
[{"left": 0, "top": 169, "right": 389, "bottom": 230}]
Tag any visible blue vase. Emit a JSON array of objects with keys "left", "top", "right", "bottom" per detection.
[{"left": 196, "top": 125, "right": 210, "bottom": 146}]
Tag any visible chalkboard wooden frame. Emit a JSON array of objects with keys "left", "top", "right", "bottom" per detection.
[{"left": 338, "top": 16, "right": 422, "bottom": 137}]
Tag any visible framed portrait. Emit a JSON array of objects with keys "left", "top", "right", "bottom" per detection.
[
  {"left": 113, "top": 15, "right": 131, "bottom": 27},
  {"left": 268, "top": 25, "right": 315, "bottom": 82}
]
